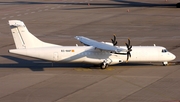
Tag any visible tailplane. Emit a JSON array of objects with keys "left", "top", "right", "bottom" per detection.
[{"left": 9, "top": 20, "right": 59, "bottom": 49}]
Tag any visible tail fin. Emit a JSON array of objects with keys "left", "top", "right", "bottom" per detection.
[{"left": 9, "top": 20, "right": 59, "bottom": 49}]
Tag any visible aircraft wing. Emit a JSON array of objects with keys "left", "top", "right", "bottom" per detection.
[{"left": 75, "top": 36, "right": 125, "bottom": 52}]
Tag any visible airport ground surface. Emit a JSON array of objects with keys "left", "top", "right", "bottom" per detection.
[{"left": 0, "top": 0, "right": 180, "bottom": 102}]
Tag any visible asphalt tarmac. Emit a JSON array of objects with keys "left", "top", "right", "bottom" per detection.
[{"left": 0, "top": 0, "right": 180, "bottom": 102}]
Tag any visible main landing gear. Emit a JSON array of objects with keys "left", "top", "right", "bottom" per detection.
[{"left": 100, "top": 62, "right": 109, "bottom": 69}]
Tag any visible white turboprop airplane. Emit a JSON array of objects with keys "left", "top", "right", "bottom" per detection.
[{"left": 8, "top": 20, "right": 176, "bottom": 69}]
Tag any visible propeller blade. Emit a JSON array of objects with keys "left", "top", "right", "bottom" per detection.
[
  {"left": 126, "top": 54, "right": 129, "bottom": 62},
  {"left": 125, "top": 43, "right": 129, "bottom": 48},
  {"left": 130, "top": 45, "right": 132, "bottom": 49},
  {"left": 113, "top": 34, "right": 116, "bottom": 42},
  {"left": 111, "top": 38, "right": 114, "bottom": 44},
  {"left": 114, "top": 41, "right": 117, "bottom": 46},
  {"left": 128, "top": 38, "right": 130, "bottom": 45},
  {"left": 125, "top": 39, "right": 132, "bottom": 62},
  {"left": 129, "top": 52, "right": 131, "bottom": 57},
  {"left": 111, "top": 34, "right": 117, "bottom": 46}
]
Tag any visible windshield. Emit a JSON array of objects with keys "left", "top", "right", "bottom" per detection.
[{"left": 162, "top": 49, "right": 168, "bottom": 53}]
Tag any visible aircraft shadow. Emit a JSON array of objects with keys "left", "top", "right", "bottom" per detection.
[
  {"left": 0, "top": 55, "right": 157, "bottom": 71},
  {"left": 112, "top": 0, "right": 175, "bottom": 7},
  {"left": 0, "top": 1, "right": 176, "bottom": 8},
  {"left": 0, "top": 55, "right": 92, "bottom": 71}
]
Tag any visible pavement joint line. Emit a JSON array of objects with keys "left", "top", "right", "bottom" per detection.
[
  {"left": 1, "top": 3, "right": 73, "bottom": 18},
  {"left": 0, "top": 43, "right": 14, "bottom": 48},
  {"left": 9, "top": 16, "right": 14, "bottom": 18},
  {"left": 118, "top": 67, "right": 180, "bottom": 102},
  {"left": 113, "top": 75, "right": 160, "bottom": 88},
  {"left": 1, "top": 17, "right": 6, "bottom": 20},
  {"left": 53, "top": 76, "right": 110, "bottom": 102},
  {"left": 0, "top": 74, "right": 56, "bottom": 101},
  {"left": 74, "top": 68, "right": 92, "bottom": 71},
  {"left": 17, "top": 14, "right": 21, "bottom": 16}
]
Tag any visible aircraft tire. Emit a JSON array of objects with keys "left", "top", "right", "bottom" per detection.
[
  {"left": 100, "top": 63, "right": 108, "bottom": 69},
  {"left": 176, "top": 3, "right": 180, "bottom": 8},
  {"left": 162, "top": 62, "right": 168, "bottom": 66}
]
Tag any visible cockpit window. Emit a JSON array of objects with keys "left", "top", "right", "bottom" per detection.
[{"left": 162, "top": 49, "right": 168, "bottom": 53}]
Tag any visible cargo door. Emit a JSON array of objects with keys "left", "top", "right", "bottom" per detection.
[{"left": 53, "top": 52, "right": 59, "bottom": 61}]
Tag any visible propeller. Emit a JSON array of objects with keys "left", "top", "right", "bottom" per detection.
[
  {"left": 111, "top": 34, "right": 118, "bottom": 46},
  {"left": 125, "top": 39, "right": 132, "bottom": 62},
  {"left": 110, "top": 35, "right": 132, "bottom": 62}
]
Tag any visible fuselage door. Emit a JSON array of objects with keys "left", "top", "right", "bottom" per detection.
[{"left": 53, "top": 52, "right": 59, "bottom": 61}]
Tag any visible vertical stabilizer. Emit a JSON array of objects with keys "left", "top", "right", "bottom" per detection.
[{"left": 9, "top": 20, "right": 59, "bottom": 49}]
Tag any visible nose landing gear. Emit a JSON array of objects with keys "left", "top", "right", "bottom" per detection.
[{"left": 162, "top": 62, "right": 168, "bottom": 66}]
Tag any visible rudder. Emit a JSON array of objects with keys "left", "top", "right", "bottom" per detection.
[{"left": 9, "top": 20, "right": 59, "bottom": 49}]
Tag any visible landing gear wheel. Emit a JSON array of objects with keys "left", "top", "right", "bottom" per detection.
[
  {"left": 100, "top": 63, "right": 108, "bottom": 69},
  {"left": 162, "top": 62, "right": 168, "bottom": 66},
  {"left": 176, "top": 3, "right": 180, "bottom": 8}
]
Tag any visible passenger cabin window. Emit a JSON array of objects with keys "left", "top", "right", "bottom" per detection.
[{"left": 162, "top": 49, "right": 168, "bottom": 53}]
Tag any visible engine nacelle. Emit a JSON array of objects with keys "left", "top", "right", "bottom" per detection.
[{"left": 109, "top": 59, "right": 123, "bottom": 65}]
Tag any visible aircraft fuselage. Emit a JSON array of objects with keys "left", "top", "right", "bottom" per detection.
[{"left": 9, "top": 46, "right": 176, "bottom": 65}]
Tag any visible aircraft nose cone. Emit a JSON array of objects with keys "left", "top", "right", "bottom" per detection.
[
  {"left": 172, "top": 53, "right": 176, "bottom": 60},
  {"left": 169, "top": 52, "right": 176, "bottom": 60}
]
